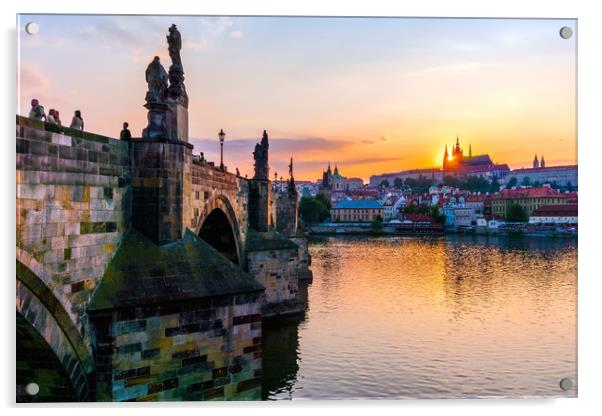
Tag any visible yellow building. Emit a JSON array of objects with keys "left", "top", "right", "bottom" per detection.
[
  {"left": 490, "top": 187, "right": 570, "bottom": 218},
  {"left": 330, "top": 199, "right": 384, "bottom": 222}
]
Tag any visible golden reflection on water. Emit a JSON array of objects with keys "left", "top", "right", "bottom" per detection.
[{"left": 263, "top": 235, "right": 577, "bottom": 399}]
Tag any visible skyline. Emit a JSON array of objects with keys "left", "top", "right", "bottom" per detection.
[{"left": 18, "top": 15, "right": 577, "bottom": 181}]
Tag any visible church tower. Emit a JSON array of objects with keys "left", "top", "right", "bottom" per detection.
[
  {"left": 533, "top": 154, "right": 539, "bottom": 169},
  {"left": 540, "top": 155, "right": 545, "bottom": 168},
  {"left": 469, "top": 143, "right": 472, "bottom": 158}
]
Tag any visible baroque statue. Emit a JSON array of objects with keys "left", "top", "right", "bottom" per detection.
[{"left": 144, "top": 56, "right": 168, "bottom": 104}]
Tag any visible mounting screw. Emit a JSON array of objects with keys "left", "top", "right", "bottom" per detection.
[
  {"left": 25, "top": 382, "right": 39, "bottom": 396},
  {"left": 559, "top": 26, "right": 573, "bottom": 39},
  {"left": 559, "top": 378, "right": 573, "bottom": 391},
  {"left": 25, "top": 22, "right": 39, "bottom": 35}
]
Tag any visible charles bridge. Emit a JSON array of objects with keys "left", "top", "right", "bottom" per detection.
[{"left": 16, "top": 25, "right": 312, "bottom": 402}]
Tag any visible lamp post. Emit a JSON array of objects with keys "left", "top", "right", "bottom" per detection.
[{"left": 218, "top": 129, "right": 225, "bottom": 170}]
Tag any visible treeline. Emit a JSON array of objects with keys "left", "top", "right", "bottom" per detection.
[
  {"left": 380, "top": 174, "right": 501, "bottom": 194},
  {"left": 299, "top": 194, "right": 331, "bottom": 225}
]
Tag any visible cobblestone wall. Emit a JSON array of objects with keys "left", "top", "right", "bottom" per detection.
[
  {"left": 92, "top": 295, "right": 262, "bottom": 401},
  {"left": 246, "top": 247, "right": 301, "bottom": 318},
  {"left": 16, "top": 116, "right": 130, "bottom": 333}
]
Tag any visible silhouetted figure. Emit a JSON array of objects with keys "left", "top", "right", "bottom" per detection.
[
  {"left": 28, "top": 99, "right": 46, "bottom": 121},
  {"left": 200, "top": 152, "right": 205, "bottom": 162},
  {"left": 145, "top": 56, "right": 168, "bottom": 104},
  {"left": 120, "top": 122, "right": 132, "bottom": 140},
  {"left": 54, "top": 110, "right": 62, "bottom": 126},
  {"left": 70, "top": 110, "right": 84, "bottom": 131},
  {"left": 47, "top": 109, "right": 58, "bottom": 125}
]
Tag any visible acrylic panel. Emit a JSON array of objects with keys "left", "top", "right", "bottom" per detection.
[{"left": 16, "top": 14, "right": 577, "bottom": 402}]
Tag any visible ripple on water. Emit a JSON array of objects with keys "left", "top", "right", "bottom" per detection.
[{"left": 263, "top": 235, "right": 577, "bottom": 399}]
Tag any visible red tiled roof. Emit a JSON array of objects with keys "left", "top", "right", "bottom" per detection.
[
  {"left": 531, "top": 204, "right": 578, "bottom": 217},
  {"left": 494, "top": 187, "right": 565, "bottom": 200}
]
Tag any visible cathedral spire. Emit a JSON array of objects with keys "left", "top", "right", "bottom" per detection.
[
  {"left": 469, "top": 143, "right": 472, "bottom": 158},
  {"left": 533, "top": 154, "right": 539, "bottom": 169},
  {"left": 540, "top": 155, "right": 545, "bottom": 168}
]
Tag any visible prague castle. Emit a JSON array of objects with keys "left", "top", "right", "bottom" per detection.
[{"left": 442, "top": 135, "right": 510, "bottom": 177}]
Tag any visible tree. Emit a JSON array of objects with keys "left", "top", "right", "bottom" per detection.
[
  {"left": 566, "top": 181, "right": 574, "bottom": 192},
  {"left": 393, "top": 177, "right": 403, "bottom": 189},
  {"left": 521, "top": 177, "right": 531, "bottom": 187},
  {"left": 489, "top": 177, "right": 501, "bottom": 193},
  {"left": 299, "top": 196, "right": 329, "bottom": 225},
  {"left": 315, "top": 193, "right": 331, "bottom": 211},
  {"left": 506, "top": 203, "right": 528, "bottom": 222},
  {"left": 380, "top": 179, "right": 390, "bottom": 188},
  {"left": 430, "top": 205, "right": 445, "bottom": 224},
  {"left": 506, "top": 177, "right": 518, "bottom": 189},
  {"left": 371, "top": 217, "right": 383, "bottom": 232}
]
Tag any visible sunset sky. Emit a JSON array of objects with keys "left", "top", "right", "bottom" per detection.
[{"left": 18, "top": 15, "right": 576, "bottom": 181}]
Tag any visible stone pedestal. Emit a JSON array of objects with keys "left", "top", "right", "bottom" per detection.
[
  {"left": 131, "top": 140, "right": 192, "bottom": 245},
  {"left": 166, "top": 101, "right": 188, "bottom": 142},
  {"left": 142, "top": 101, "right": 168, "bottom": 140},
  {"left": 248, "top": 179, "right": 271, "bottom": 232}
]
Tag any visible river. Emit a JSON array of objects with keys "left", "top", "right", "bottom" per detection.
[{"left": 262, "top": 235, "right": 577, "bottom": 399}]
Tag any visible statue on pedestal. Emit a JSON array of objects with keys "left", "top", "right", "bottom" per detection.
[
  {"left": 145, "top": 56, "right": 168, "bottom": 104},
  {"left": 253, "top": 130, "right": 270, "bottom": 180},
  {"left": 166, "top": 24, "right": 188, "bottom": 107},
  {"left": 142, "top": 56, "right": 168, "bottom": 139}
]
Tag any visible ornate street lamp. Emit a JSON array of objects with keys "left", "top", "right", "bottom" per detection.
[{"left": 218, "top": 129, "right": 225, "bottom": 170}]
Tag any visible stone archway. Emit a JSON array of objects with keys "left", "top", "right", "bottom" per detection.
[
  {"left": 195, "top": 195, "right": 242, "bottom": 265},
  {"left": 16, "top": 250, "right": 92, "bottom": 402}
]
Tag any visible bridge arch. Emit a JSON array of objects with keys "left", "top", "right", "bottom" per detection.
[
  {"left": 195, "top": 195, "right": 242, "bottom": 265},
  {"left": 16, "top": 249, "right": 92, "bottom": 402}
]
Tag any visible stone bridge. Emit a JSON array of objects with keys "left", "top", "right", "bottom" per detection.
[{"left": 16, "top": 112, "right": 310, "bottom": 400}]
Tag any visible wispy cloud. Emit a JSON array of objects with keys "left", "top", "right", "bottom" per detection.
[
  {"left": 229, "top": 30, "right": 242, "bottom": 38},
  {"left": 408, "top": 61, "right": 498, "bottom": 77}
]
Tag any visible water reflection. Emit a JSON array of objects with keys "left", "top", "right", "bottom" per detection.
[{"left": 262, "top": 235, "right": 577, "bottom": 399}]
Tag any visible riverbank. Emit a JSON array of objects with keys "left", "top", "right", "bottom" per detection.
[{"left": 307, "top": 222, "right": 577, "bottom": 238}]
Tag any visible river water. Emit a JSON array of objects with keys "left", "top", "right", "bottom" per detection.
[{"left": 262, "top": 235, "right": 577, "bottom": 400}]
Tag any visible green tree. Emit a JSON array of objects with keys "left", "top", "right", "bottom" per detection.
[
  {"left": 566, "top": 181, "right": 574, "bottom": 192},
  {"left": 521, "top": 176, "right": 531, "bottom": 187},
  {"left": 315, "top": 193, "right": 331, "bottom": 210},
  {"left": 506, "top": 203, "right": 528, "bottom": 222},
  {"left": 393, "top": 177, "right": 403, "bottom": 189},
  {"left": 489, "top": 177, "right": 501, "bottom": 193},
  {"left": 300, "top": 196, "right": 329, "bottom": 225},
  {"left": 380, "top": 179, "right": 390, "bottom": 188},
  {"left": 370, "top": 217, "right": 383, "bottom": 232},
  {"left": 430, "top": 205, "right": 445, "bottom": 224},
  {"left": 443, "top": 175, "right": 460, "bottom": 188},
  {"left": 505, "top": 177, "right": 518, "bottom": 189}
]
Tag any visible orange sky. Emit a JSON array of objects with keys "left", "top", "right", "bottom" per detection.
[{"left": 18, "top": 15, "right": 577, "bottom": 181}]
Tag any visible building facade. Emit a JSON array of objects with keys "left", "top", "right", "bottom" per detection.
[
  {"left": 491, "top": 187, "right": 569, "bottom": 219},
  {"left": 506, "top": 165, "right": 578, "bottom": 189},
  {"left": 330, "top": 199, "right": 384, "bottom": 222},
  {"left": 529, "top": 204, "right": 578, "bottom": 225}
]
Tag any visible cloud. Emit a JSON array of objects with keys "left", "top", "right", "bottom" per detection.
[
  {"left": 79, "top": 19, "right": 140, "bottom": 46},
  {"left": 361, "top": 139, "right": 375, "bottom": 145},
  {"left": 408, "top": 61, "right": 497, "bottom": 76},
  {"left": 19, "top": 61, "right": 49, "bottom": 94},
  {"left": 229, "top": 30, "right": 242, "bottom": 38}
]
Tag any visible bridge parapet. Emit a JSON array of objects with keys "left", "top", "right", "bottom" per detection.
[{"left": 16, "top": 115, "right": 130, "bottom": 334}]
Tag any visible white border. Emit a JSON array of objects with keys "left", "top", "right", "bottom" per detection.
[{"left": 3, "top": 1, "right": 601, "bottom": 415}]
